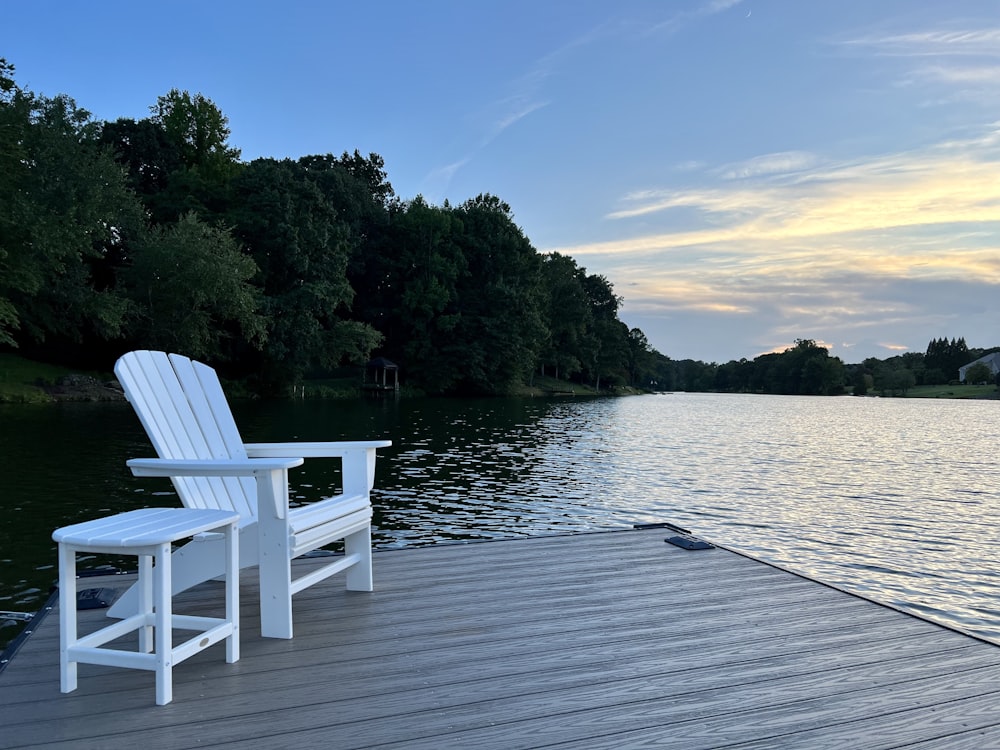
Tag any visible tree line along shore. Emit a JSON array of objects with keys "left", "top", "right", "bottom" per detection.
[{"left": 2, "top": 60, "right": 996, "bottom": 400}]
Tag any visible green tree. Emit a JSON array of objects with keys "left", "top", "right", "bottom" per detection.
[
  {"left": 579, "top": 272, "right": 628, "bottom": 389},
  {"left": 147, "top": 89, "right": 242, "bottom": 222},
  {"left": 226, "top": 158, "right": 380, "bottom": 387},
  {"left": 0, "top": 76, "right": 143, "bottom": 351},
  {"left": 675, "top": 359, "right": 716, "bottom": 391},
  {"left": 925, "top": 337, "right": 969, "bottom": 383},
  {"left": 646, "top": 350, "right": 676, "bottom": 391},
  {"left": 121, "top": 212, "right": 264, "bottom": 359},
  {"left": 302, "top": 152, "right": 397, "bottom": 371},
  {"left": 377, "top": 197, "right": 465, "bottom": 391},
  {"left": 0, "top": 58, "right": 14, "bottom": 98},
  {"left": 0, "top": 58, "right": 26, "bottom": 345},
  {"left": 892, "top": 369, "right": 916, "bottom": 395},
  {"left": 300, "top": 151, "right": 394, "bottom": 260},
  {"left": 922, "top": 368, "right": 945, "bottom": 385},
  {"left": 873, "top": 366, "right": 916, "bottom": 396},
  {"left": 715, "top": 358, "right": 754, "bottom": 393},
  {"left": 626, "top": 327, "right": 657, "bottom": 388},
  {"left": 450, "top": 194, "right": 545, "bottom": 394},
  {"left": 302, "top": 151, "right": 394, "bottom": 216},
  {"left": 851, "top": 367, "right": 869, "bottom": 396},
  {"left": 964, "top": 362, "right": 993, "bottom": 384},
  {"left": 772, "top": 339, "right": 845, "bottom": 395},
  {"left": 151, "top": 89, "right": 240, "bottom": 180},
  {"left": 896, "top": 351, "right": 926, "bottom": 385},
  {"left": 742, "top": 340, "right": 845, "bottom": 395},
  {"left": 538, "top": 253, "right": 592, "bottom": 380},
  {"left": 100, "top": 117, "right": 184, "bottom": 224}
]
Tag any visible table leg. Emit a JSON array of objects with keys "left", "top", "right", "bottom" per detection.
[
  {"left": 58, "top": 544, "right": 77, "bottom": 694},
  {"left": 154, "top": 542, "right": 172, "bottom": 706}
]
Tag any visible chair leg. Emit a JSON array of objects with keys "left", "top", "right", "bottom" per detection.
[
  {"left": 137, "top": 554, "right": 153, "bottom": 652},
  {"left": 344, "top": 526, "right": 374, "bottom": 592},
  {"left": 225, "top": 520, "right": 239, "bottom": 663},
  {"left": 258, "top": 555, "right": 293, "bottom": 639}
]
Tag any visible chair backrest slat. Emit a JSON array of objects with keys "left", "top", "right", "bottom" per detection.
[{"left": 115, "top": 351, "right": 258, "bottom": 523}]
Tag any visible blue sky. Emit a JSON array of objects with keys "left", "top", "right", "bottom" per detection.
[{"left": 4, "top": 1, "right": 998, "bottom": 363}]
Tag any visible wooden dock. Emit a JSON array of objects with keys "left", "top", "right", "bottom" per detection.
[{"left": 3, "top": 527, "right": 1000, "bottom": 749}]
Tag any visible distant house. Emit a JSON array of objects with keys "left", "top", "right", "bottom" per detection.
[{"left": 958, "top": 352, "right": 1000, "bottom": 382}]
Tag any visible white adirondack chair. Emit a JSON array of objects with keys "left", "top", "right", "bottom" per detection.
[{"left": 106, "top": 350, "right": 391, "bottom": 639}]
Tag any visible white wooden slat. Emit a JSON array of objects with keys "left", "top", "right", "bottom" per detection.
[
  {"left": 168, "top": 354, "right": 257, "bottom": 521},
  {"left": 117, "top": 352, "right": 255, "bottom": 520},
  {"left": 139, "top": 351, "right": 207, "bottom": 459},
  {"left": 53, "top": 508, "right": 238, "bottom": 547},
  {"left": 117, "top": 352, "right": 220, "bottom": 512},
  {"left": 246, "top": 440, "right": 393, "bottom": 456},
  {"left": 290, "top": 512, "right": 371, "bottom": 557},
  {"left": 163, "top": 354, "right": 232, "bottom": 459},
  {"left": 150, "top": 352, "right": 229, "bottom": 514},
  {"left": 114, "top": 353, "right": 193, "bottom": 505},
  {"left": 185, "top": 357, "right": 247, "bottom": 457},
  {"left": 287, "top": 494, "right": 371, "bottom": 535}
]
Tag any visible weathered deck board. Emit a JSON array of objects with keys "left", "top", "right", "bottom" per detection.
[{"left": 2, "top": 528, "right": 1000, "bottom": 749}]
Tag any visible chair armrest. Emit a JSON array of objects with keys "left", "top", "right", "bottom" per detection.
[
  {"left": 126, "top": 457, "right": 305, "bottom": 520},
  {"left": 126, "top": 457, "right": 304, "bottom": 477},
  {"left": 245, "top": 441, "right": 391, "bottom": 495},
  {"left": 244, "top": 441, "right": 391, "bottom": 458}
]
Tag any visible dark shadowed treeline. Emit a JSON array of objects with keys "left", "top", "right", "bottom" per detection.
[
  {"left": 0, "top": 65, "right": 655, "bottom": 395},
  {"left": 661, "top": 339, "right": 846, "bottom": 395},
  {"left": 664, "top": 337, "right": 1000, "bottom": 397}
]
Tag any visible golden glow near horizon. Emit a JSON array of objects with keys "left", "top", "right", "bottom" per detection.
[
  {"left": 557, "top": 134, "right": 1000, "bottom": 265},
  {"left": 544, "top": 127, "right": 1000, "bottom": 358}
]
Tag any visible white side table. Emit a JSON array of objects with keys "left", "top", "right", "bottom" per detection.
[{"left": 52, "top": 507, "right": 240, "bottom": 705}]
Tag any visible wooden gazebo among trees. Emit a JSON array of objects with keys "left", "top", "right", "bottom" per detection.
[{"left": 362, "top": 357, "right": 399, "bottom": 393}]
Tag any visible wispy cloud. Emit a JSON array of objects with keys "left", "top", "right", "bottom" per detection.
[
  {"left": 917, "top": 64, "right": 1000, "bottom": 85},
  {"left": 705, "top": 0, "right": 744, "bottom": 13},
  {"left": 716, "top": 151, "right": 820, "bottom": 180},
  {"left": 590, "top": 131, "right": 1000, "bottom": 257},
  {"left": 425, "top": 158, "right": 469, "bottom": 186},
  {"left": 423, "top": 23, "right": 604, "bottom": 196},
  {"left": 841, "top": 28, "right": 1000, "bottom": 57},
  {"left": 837, "top": 24, "right": 1000, "bottom": 104},
  {"left": 427, "top": 1, "right": 747, "bottom": 195},
  {"left": 479, "top": 98, "right": 549, "bottom": 147},
  {"left": 648, "top": 0, "right": 744, "bottom": 35}
]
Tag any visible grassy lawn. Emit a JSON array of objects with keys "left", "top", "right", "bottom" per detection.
[
  {"left": 905, "top": 383, "right": 999, "bottom": 399},
  {"left": 0, "top": 353, "right": 108, "bottom": 403}
]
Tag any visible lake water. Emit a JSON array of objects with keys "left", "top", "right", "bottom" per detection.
[{"left": 2, "top": 392, "right": 999, "bottom": 651}]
